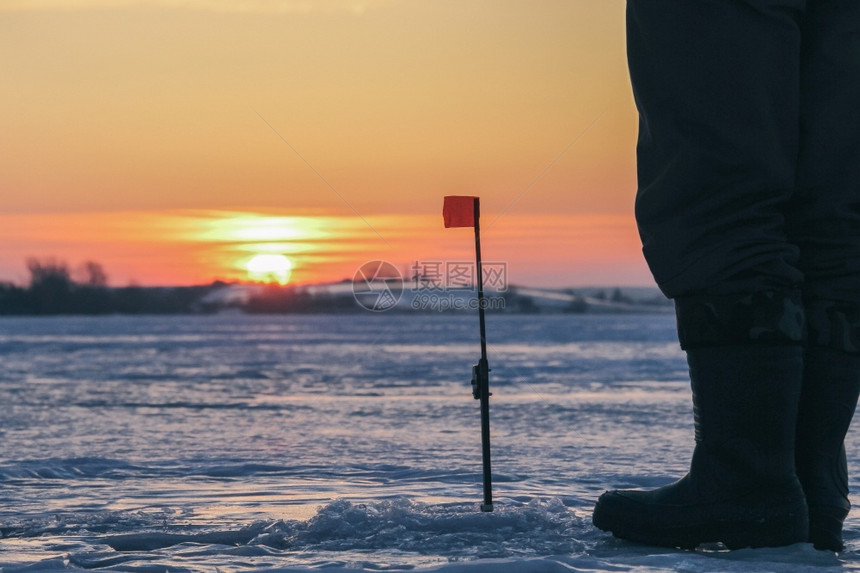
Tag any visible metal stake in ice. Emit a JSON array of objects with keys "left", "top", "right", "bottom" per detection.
[{"left": 443, "top": 195, "right": 494, "bottom": 512}]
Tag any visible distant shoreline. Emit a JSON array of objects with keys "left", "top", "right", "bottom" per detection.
[{"left": 1, "top": 279, "right": 671, "bottom": 316}]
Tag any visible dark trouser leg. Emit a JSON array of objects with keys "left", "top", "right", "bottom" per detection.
[
  {"left": 790, "top": 0, "right": 860, "bottom": 305},
  {"left": 790, "top": 0, "right": 860, "bottom": 552},
  {"left": 628, "top": 0, "right": 804, "bottom": 298}
]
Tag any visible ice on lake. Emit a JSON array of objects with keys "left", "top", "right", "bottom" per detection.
[{"left": 0, "top": 314, "right": 857, "bottom": 571}]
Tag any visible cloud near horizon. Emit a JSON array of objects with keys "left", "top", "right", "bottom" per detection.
[{"left": 0, "top": 0, "right": 390, "bottom": 14}]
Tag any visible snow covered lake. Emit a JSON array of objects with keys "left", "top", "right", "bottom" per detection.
[{"left": 1, "top": 313, "right": 858, "bottom": 572}]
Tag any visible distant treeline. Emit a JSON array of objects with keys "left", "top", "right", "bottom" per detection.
[
  {"left": 0, "top": 258, "right": 220, "bottom": 315},
  {"left": 241, "top": 285, "right": 361, "bottom": 314},
  {"left": 0, "top": 258, "right": 360, "bottom": 315}
]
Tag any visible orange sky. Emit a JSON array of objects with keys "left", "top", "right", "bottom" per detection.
[{"left": 0, "top": 0, "right": 649, "bottom": 288}]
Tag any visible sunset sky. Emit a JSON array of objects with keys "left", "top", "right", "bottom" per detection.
[{"left": 0, "top": 0, "right": 649, "bottom": 288}]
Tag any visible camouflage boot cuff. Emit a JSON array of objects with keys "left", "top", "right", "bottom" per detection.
[
  {"left": 675, "top": 290, "right": 806, "bottom": 350},
  {"left": 805, "top": 299, "right": 860, "bottom": 354}
]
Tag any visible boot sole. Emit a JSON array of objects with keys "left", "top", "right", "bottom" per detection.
[
  {"left": 603, "top": 515, "right": 806, "bottom": 550},
  {"left": 593, "top": 495, "right": 807, "bottom": 550}
]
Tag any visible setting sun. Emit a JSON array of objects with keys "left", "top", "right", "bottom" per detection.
[{"left": 246, "top": 254, "right": 293, "bottom": 285}]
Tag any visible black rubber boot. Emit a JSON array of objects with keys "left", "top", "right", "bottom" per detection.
[
  {"left": 796, "top": 348, "right": 860, "bottom": 551},
  {"left": 593, "top": 345, "right": 808, "bottom": 549},
  {"left": 593, "top": 292, "right": 809, "bottom": 549}
]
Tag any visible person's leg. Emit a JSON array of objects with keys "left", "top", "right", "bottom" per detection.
[
  {"left": 629, "top": 0, "right": 804, "bottom": 297},
  {"left": 796, "top": 347, "right": 860, "bottom": 551},
  {"left": 593, "top": 0, "right": 808, "bottom": 548},
  {"left": 790, "top": 0, "right": 860, "bottom": 552}
]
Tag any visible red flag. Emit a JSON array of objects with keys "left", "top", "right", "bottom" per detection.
[{"left": 443, "top": 196, "right": 478, "bottom": 228}]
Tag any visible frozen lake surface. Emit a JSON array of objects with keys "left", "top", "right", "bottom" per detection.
[{"left": 1, "top": 313, "right": 858, "bottom": 572}]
